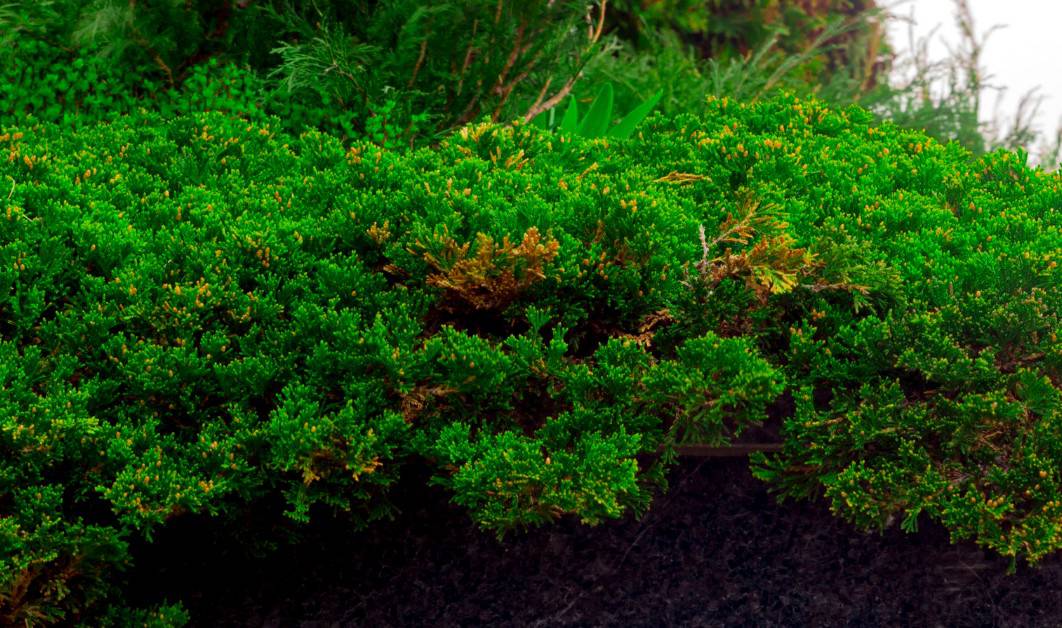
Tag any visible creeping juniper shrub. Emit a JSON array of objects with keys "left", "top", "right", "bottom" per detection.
[{"left": 1, "top": 94, "right": 1060, "bottom": 623}]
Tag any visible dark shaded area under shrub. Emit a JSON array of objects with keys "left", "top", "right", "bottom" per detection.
[{"left": 138, "top": 459, "right": 1062, "bottom": 627}]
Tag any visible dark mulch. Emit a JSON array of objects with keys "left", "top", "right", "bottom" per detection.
[{"left": 135, "top": 459, "right": 1062, "bottom": 627}]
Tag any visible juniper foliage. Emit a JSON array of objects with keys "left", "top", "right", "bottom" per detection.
[{"left": 1, "top": 95, "right": 1059, "bottom": 622}]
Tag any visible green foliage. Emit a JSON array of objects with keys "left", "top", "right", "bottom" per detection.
[
  {"left": 0, "top": 1, "right": 79, "bottom": 47},
  {"left": 428, "top": 327, "right": 782, "bottom": 534},
  {"left": 1, "top": 0, "right": 608, "bottom": 144},
  {"left": 609, "top": 0, "right": 881, "bottom": 61},
  {"left": 263, "top": 0, "right": 608, "bottom": 138},
  {"left": 596, "top": 0, "right": 888, "bottom": 109},
  {"left": 5, "top": 0, "right": 1056, "bottom": 165},
  {"left": 0, "top": 39, "right": 141, "bottom": 127},
  {"left": 868, "top": 0, "right": 1059, "bottom": 164},
  {"left": 541, "top": 83, "right": 663, "bottom": 139},
  {"left": 578, "top": 83, "right": 616, "bottom": 138},
  {"left": 698, "top": 14, "right": 875, "bottom": 104},
  {"left": 609, "top": 89, "right": 665, "bottom": 139},
  {"left": 1, "top": 93, "right": 1060, "bottom": 622},
  {"left": 0, "top": 38, "right": 433, "bottom": 144},
  {"left": 587, "top": 0, "right": 1060, "bottom": 166}
]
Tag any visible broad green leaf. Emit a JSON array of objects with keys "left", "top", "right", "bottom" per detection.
[
  {"left": 608, "top": 89, "right": 663, "bottom": 139},
  {"left": 577, "top": 83, "right": 613, "bottom": 138},
  {"left": 559, "top": 96, "right": 579, "bottom": 133}
]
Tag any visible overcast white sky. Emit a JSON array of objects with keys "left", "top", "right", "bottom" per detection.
[{"left": 884, "top": 0, "right": 1062, "bottom": 157}]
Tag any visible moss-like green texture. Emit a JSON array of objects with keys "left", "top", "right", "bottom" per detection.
[{"left": 1, "top": 95, "right": 1059, "bottom": 623}]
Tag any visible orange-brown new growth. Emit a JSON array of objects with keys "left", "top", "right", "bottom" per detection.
[
  {"left": 691, "top": 195, "right": 818, "bottom": 302},
  {"left": 419, "top": 226, "right": 560, "bottom": 311}
]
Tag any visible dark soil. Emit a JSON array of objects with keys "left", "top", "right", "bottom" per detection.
[{"left": 140, "top": 459, "right": 1062, "bottom": 627}]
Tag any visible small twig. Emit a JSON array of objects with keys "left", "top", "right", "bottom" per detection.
[
  {"left": 493, "top": 21, "right": 525, "bottom": 92},
  {"left": 576, "top": 162, "right": 598, "bottom": 180},
  {"left": 126, "top": 0, "right": 175, "bottom": 87},
  {"left": 408, "top": 39, "right": 428, "bottom": 88},
  {"left": 453, "top": 83, "right": 484, "bottom": 128},
  {"left": 588, "top": 0, "right": 607, "bottom": 42},
  {"left": 698, "top": 223, "right": 711, "bottom": 269},
  {"left": 522, "top": 0, "right": 607, "bottom": 123},
  {"left": 139, "top": 37, "right": 175, "bottom": 87},
  {"left": 492, "top": 69, "right": 531, "bottom": 121},
  {"left": 523, "top": 74, "right": 579, "bottom": 122},
  {"left": 653, "top": 171, "right": 708, "bottom": 184},
  {"left": 532, "top": 593, "right": 584, "bottom": 627},
  {"left": 798, "top": 281, "right": 870, "bottom": 294},
  {"left": 455, "top": 20, "right": 479, "bottom": 97},
  {"left": 484, "top": 20, "right": 528, "bottom": 122},
  {"left": 524, "top": 76, "right": 553, "bottom": 119}
]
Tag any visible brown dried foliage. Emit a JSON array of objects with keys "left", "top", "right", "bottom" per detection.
[
  {"left": 688, "top": 195, "right": 818, "bottom": 302},
  {"left": 2, "top": 558, "right": 84, "bottom": 627},
  {"left": 418, "top": 227, "right": 560, "bottom": 311},
  {"left": 620, "top": 309, "right": 674, "bottom": 348},
  {"left": 400, "top": 384, "right": 458, "bottom": 422}
]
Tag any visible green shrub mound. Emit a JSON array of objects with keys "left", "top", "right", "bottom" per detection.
[{"left": 1, "top": 95, "right": 1059, "bottom": 623}]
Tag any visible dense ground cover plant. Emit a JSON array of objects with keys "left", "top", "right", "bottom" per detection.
[
  {"left": 0, "top": 38, "right": 419, "bottom": 144},
  {"left": 584, "top": 0, "right": 1061, "bottom": 169},
  {"left": 1, "top": 0, "right": 607, "bottom": 144},
  {"left": 1, "top": 94, "right": 1059, "bottom": 623}
]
